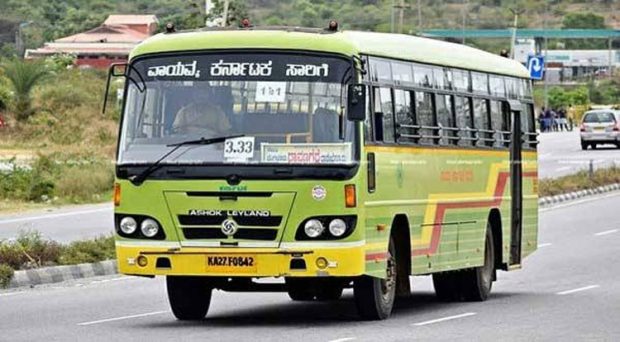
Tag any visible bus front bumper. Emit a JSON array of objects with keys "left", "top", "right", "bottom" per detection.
[{"left": 116, "top": 244, "right": 366, "bottom": 278}]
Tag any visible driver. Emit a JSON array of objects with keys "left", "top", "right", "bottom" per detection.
[{"left": 172, "top": 91, "right": 231, "bottom": 137}]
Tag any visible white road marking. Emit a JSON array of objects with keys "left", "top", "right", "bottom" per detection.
[
  {"left": 0, "top": 208, "right": 110, "bottom": 224},
  {"left": 556, "top": 285, "right": 600, "bottom": 295},
  {"left": 77, "top": 310, "right": 169, "bottom": 326},
  {"left": 538, "top": 243, "right": 552, "bottom": 248},
  {"left": 594, "top": 229, "right": 618, "bottom": 237},
  {"left": 413, "top": 312, "right": 476, "bottom": 326},
  {"left": 328, "top": 338, "right": 356, "bottom": 342}
]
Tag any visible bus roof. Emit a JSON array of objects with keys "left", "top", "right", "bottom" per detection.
[{"left": 131, "top": 28, "right": 530, "bottom": 78}]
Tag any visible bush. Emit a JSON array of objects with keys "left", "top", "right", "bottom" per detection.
[
  {"left": 540, "top": 166, "right": 620, "bottom": 197},
  {"left": 55, "top": 162, "right": 114, "bottom": 202},
  {"left": 0, "top": 231, "right": 62, "bottom": 269},
  {"left": 0, "top": 264, "right": 13, "bottom": 288},
  {"left": 59, "top": 236, "right": 115, "bottom": 265},
  {"left": 0, "top": 231, "right": 115, "bottom": 272}
]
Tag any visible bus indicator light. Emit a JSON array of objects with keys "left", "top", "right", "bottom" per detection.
[
  {"left": 113, "top": 183, "right": 121, "bottom": 206},
  {"left": 345, "top": 184, "right": 356, "bottom": 208},
  {"left": 137, "top": 255, "right": 148, "bottom": 267}
]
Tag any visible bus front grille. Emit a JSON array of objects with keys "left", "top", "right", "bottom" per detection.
[
  {"left": 178, "top": 215, "right": 283, "bottom": 227},
  {"left": 182, "top": 228, "right": 278, "bottom": 240}
]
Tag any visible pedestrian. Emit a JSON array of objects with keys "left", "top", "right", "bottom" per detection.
[
  {"left": 558, "top": 108, "right": 568, "bottom": 131},
  {"left": 567, "top": 104, "right": 576, "bottom": 131}
]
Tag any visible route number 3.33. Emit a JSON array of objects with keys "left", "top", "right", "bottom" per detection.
[{"left": 224, "top": 136, "right": 255, "bottom": 161}]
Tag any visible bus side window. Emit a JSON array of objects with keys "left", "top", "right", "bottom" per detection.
[
  {"left": 455, "top": 96, "right": 473, "bottom": 147},
  {"left": 436, "top": 94, "right": 456, "bottom": 145},
  {"left": 394, "top": 89, "right": 414, "bottom": 144},
  {"left": 490, "top": 100, "right": 508, "bottom": 148},
  {"left": 473, "top": 98, "right": 492, "bottom": 147},
  {"left": 522, "top": 103, "right": 536, "bottom": 149},
  {"left": 415, "top": 91, "right": 435, "bottom": 145},
  {"left": 373, "top": 87, "right": 395, "bottom": 143}
]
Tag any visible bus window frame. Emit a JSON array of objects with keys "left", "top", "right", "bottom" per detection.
[{"left": 362, "top": 54, "right": 537, "bottom": 151}]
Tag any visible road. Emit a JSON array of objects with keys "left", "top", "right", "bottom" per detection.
[
  {"left": 538, "top": 130, "right": 620, "bottom": 179},
  {"left": 0, "top": 203, "right": 113, "bottom": 243},
  {"left": 1, "top": 192, "right": 619, "bottom": 341}
]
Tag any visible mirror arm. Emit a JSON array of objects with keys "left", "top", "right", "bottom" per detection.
[{"left": 102, "top": 65, "right": 114, "bottom": 115}]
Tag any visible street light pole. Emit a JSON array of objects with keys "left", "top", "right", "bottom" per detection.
[
  {"left": 462, "top": 0, "right": 468, "bottom": 44},
  {"left": 509, "top": 8, "right": 525, "bottom": 59}
]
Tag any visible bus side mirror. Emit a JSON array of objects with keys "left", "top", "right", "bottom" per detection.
[
  {"left": 347, "top": 84, "right": 366, "bottom": 121},
  {"left": 111, "top": 63, "right": 127, "bottom": 76},
  {"left": 103, "top": 63, "right": 128, "bottom": 114}
]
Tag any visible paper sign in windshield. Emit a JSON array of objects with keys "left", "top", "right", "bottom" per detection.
[
  {"left": 255, "top": 82, "right": 286, "bottom": 103},
  {"left": 261, "top": 143, "right": 352, "bottom": 165},
  {"left": 224, "top": 136, "right": 255, "bottom": 162}
]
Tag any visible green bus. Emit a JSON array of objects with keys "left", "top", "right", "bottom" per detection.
[{"left": 110, "top": 24, "right": 538, "bottom": 321}]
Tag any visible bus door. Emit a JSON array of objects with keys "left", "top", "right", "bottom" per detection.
[{"left": 507, "top": 100, "right": 523, "bottom": 268}]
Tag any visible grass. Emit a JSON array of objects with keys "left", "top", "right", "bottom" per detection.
[
  {"left": 539, "top": 166, "right": 620, "bottom": 197},
  {"left": 0, "top": 230, "right": 115, "bottom": 288}
]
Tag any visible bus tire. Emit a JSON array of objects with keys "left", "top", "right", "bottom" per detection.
[
  {"left": 315, "top": 279, "right": 344, "bottom": 301},
  {"left": 286, "top": 278, "right": 315, "bottom": 301},
  {"left": 460, "top": 226, "right": 495, "bottom": 301},
  {"left": 354, "top": 237, "right": 397, "bottom": 320},
  {"left": 167, "top": 276, "right": 212, "bottom": 320}
]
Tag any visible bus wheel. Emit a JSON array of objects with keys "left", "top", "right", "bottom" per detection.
[
  {"left": 286, "top": 278, "right": 315, "bottom": 301},
  {"left": 460, "top": 226, "right": 495, "bottom": 301},
  {"left": 315, "top": 279, "right": 344, "bottom": 301},
  {"left": 354, "top": 238, "right": 397, "bottom": 320},
  {"left": 167, "top": 276, "right": 212, "bottom": 320}
]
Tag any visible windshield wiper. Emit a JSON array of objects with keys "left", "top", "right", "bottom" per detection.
[{"left": 128, "top": 134, "right": 244, "bottom": 186}]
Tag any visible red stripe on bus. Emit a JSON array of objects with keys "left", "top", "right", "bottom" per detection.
[
  {"left": 365, "top": 252, "right": 388, "bottom": 261},
  {"left": 411, "top": 171, "right": 537, "bottom": 256}
]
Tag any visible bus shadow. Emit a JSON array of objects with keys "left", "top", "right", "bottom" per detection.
[{"left": 140, "top": 291, "right": 525, "bottom": 328}]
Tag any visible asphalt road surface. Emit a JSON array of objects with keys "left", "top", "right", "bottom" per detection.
[
  {"left": 538, "top": 130, "right": 620, "bottom": 179},
  {"left": 0, "top": 203, "right": 113, "bottom": 243},
  {"left": 2, "top": 192, "right": 619, "bottom": 341}
]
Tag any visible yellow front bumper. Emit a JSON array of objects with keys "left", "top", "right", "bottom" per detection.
[{"left": 116, "top": 243, "right": 366, "bottom": 277}]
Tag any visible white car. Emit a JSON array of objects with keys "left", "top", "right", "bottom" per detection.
[{"left": 580, "top": 110, "right": 620, "bottom": 150}]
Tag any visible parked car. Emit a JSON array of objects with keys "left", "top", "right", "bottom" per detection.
[
  {"left": 580, "top": 110, "right": 620, "bottom": 150},
  {"left": 0, "top": 114, "right": 6, "bottom": 128}
]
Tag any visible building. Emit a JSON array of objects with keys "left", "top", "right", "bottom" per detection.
[{"left": 26, "top": 15, "right": 159, "bottom": 69}]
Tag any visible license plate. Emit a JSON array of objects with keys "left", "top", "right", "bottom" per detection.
[
  {"left": 594, "top": 127, "right": 605, "bottom": 131},
  {"left": 206, "top": 255, "right": 257, "bottom": 273}
]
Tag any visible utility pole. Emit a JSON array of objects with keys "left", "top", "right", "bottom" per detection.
[
  {"left": 417, "top": 0, "right": 422, "bottom": 31},
  {"left": 391, "top": 0, "right": 395, "bottom": 33},
  {"left": 393, "top": 0, "right": 410, "bottom": 34},
  {"left": 509, "top": 7, "right": 525, "bottom": 59},
  {"left": 462, "top": 0, "right": 468, "bottom": 44},
  {"left": 543, "top": 1, "right": 549, "bottom": 109},
  {"left": 222, "top": 0, "right": 230, "bottom": 27}
]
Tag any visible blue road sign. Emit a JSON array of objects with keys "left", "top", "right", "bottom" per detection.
[{"left": 527, "top": 55, "right": 545, "bottom": 80}]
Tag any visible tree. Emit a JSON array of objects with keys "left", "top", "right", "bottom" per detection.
[
  {"left": 1, "top": 59, "right": 50, "bottom": 121},
  {"left": 562, "top": 12, "right": 607, "bottom": 49}
]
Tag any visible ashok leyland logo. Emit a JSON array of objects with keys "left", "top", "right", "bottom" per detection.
[
  {"left": 221, "top": 218, "right": 238, "bottom": 236},
  {"left": 147, "top": 61, "right": 201, "bottom": 78}
]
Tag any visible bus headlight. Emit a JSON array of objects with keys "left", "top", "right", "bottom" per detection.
[
  {"left": 119, "top": 217, "right": 137, "bottom": 235},
  {"left": 304, "top": 219, "right": 324, "bottom": 238},
  {"left": 328, "top": 218, "right": 347, "bottom": 237},
  {"left": 141, "top": 219, "right": 160, "bottom": 238}
]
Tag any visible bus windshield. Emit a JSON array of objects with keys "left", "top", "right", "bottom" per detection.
[{"left": 118, "top": 52, "right": 356, "bottom": 167}]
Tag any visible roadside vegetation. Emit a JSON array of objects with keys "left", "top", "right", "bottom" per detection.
[
  {"left": 0, "top": 231, "right": 115, "bottom": 288},
  {"left": 539, "top": 166, "right": 620, "bottom": 197},
  {"left": 0, "top": 57, "right": 119, "bottom": 210}
]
